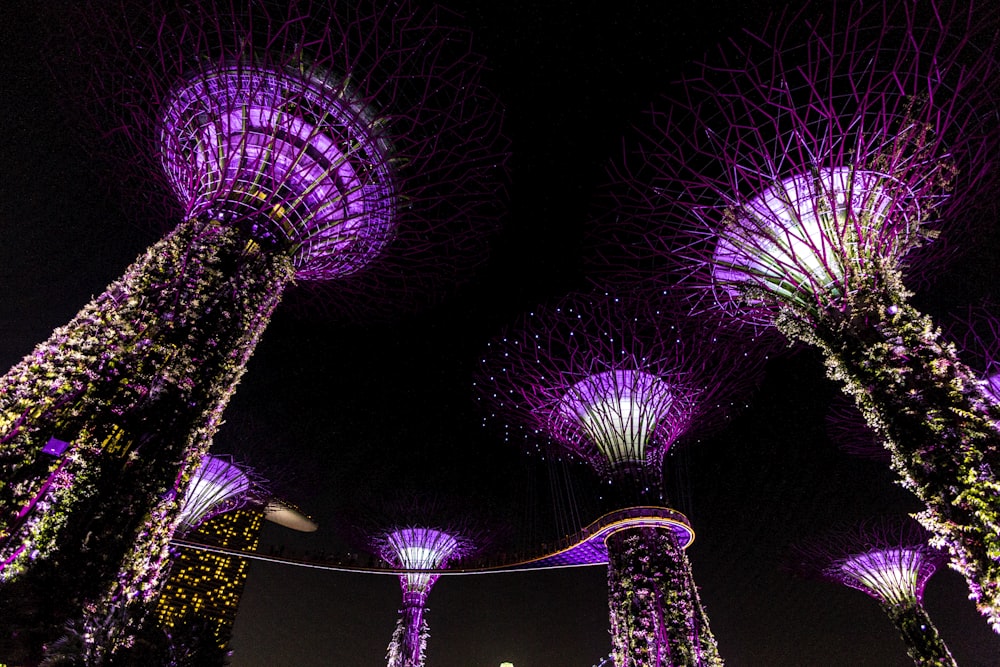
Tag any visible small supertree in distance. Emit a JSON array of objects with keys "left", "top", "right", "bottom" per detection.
[
  {"left": 475, "top": 289, "right": 770, "bottom": 666},
  {"left": 362, "top": 496, "right": 487, "bottom": 667},
  {"left": 824, "top": 393, "right": 889, "bottom": 463},
  {"left": 0, "top": 0, "right": 506, "bottom": 653},
  {"left": 598, "top": 0, "right": 1000, "bottom": 630},
  {"left": 791, "top": 517, "right": 957, "bottom": 666},
  {"left": 174, "top": 454, "right": 261, "bottom": 537}
]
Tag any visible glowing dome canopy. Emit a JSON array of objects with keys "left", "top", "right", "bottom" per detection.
[
  {"left": 159, "top": 63, "right": 397, "bottom": 281},
  {"left": 555, "top": 369, "right": 674, "bottom": 469},
  {"left": 983, "top": 372, "right": 1000, "bottom": 404},
  {"left": 177, "top": 455, "right": 254, "bottom": 535},
  {"left": 834, "top": 547, "right": 931, "bottom": 606},
  {"left": 381, "top": 527, "right": 462, "bottom": 597},
  {"left": 712, "top": 167, "right": 901, "bottom": 306}
]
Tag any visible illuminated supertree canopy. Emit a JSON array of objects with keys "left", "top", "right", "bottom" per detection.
[
  {"left": 0, "top": 0, "right": 506, "bottom": 654},
  {"left": 596, "top": 0, "right": 1000, "bottom": 631},
  {"left": 475, "top": 289, "right": 770, "bottom": 666},
  {"left": 363, "top": 498, "right": 485, "bottom": 667},
  {"left": 175, "top": 454, "right": 259, "bottom": 537},
  {"left": 792, "top": 518, "right": 957, "bottom": 666}
]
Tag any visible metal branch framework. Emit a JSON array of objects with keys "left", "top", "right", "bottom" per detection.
[
  {"left": 0, "top": 0, "right": 506, "bottom": 655},
  {"left": 595, "top": 0, "right": 1000, "bottom": 631},
  {"left": 794, "top": 518, "right": 956, "bottom": 666},
  {"left": 363, "top": 497, "right": 485, "bottom": 667},
  {"left": 175, "top": 455, "right": 260, "bottom": 536}
]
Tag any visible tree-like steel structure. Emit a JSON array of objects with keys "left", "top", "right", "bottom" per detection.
[
  {"left": 365, "top": 499, "right": 485, "bottom": 667},
  {"left": 792, "top": 518, "right": 957, "bottom": 666},
  {"left": 598, "top": 0, "right": 1000, "bottom": 630},
  {"left": 0, "top": 0, "right": 506, "bottom": 652},
  {"left": 475, "top": 290, "right": 769, "bottom": 667},
  {"left": 175, "top": 454, "right": 260, "bottom": 537}
]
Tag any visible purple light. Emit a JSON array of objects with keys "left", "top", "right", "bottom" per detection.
[
  {"left": 380, "top": 527, "right": 462, "bottom": 599},
  {"left": 712, "top": 168, "right": 903, "bottom": 310},
  {"left": 160, "top": 64, "right": 397, "bottom": 281},
  {"left": 555, "top": 369, "right": 675, "bottom": 470},
  {"left": 176, "top": 455, "right": 254, "bottom": 536},
  {"left": 41, "top": 437, "right": 69, "bottom": 456},
  {"left": 834, "top": 547, "right": 931, "bottom": 606}
]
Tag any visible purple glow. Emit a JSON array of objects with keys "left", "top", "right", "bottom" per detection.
[
  {"left": 556, "top": 369, "right": 674, "bottom": 470},
  {"left": 176, "top": 455, "right": 254, "bottom": 536},
  {"left": 381, "top": 527, "right": 462, "bottom": 600},
  {"left": 41, "top": 437, "right": 69, "bottom": 456},
  {"left": 984, "top": 373, "right": 1000, "bottom": 403},
  {"left": 476, "top": 291, "right": 768, "bottom": 483},
  {"left": 712, "top": 168, "right": 902, "bottom": 307},
  {"left": 160, "top": 65, "right": 397, "bottom": 281},
  {"left": 833, "top": 547, "right": 938, "bottom": 607}
]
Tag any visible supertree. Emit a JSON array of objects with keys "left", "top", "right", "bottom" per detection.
[
  {"left": 0, "top": 0, "right": 506, "bottom": 650},
  {"left": 596, "top": 0, "right": 1000, "bottom": 629},
  {"left": 174, "top": 454, "right": 260, "bottom": 537},
  {"left": 474, "top": 289, "right": 770, "bottom": 666},
  {"left": 791, "top": 517, "right": 957, "bottom": 666},
  {"left": 362, "top": 497, "right": 486, "bottom": 667}
]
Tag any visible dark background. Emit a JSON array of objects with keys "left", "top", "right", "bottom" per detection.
[{"left": 3, "top": 0, "right": 1000, "bottom": 665}]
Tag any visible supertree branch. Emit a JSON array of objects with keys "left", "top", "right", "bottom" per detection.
[
  {"left": 946, "top": 299, "right": 1000, "bottom": 402},
  {"left": 595, "top": 0, "right": 1000, "bottom": 630},
  {"left": 52, "top": 0, "right": 508, "bottom": 320},
  {"left": 793, "top": 518, "right": 957, "bottom": 666},
  {"left": 475, "top": 289, "right": 767, "bottom": 666}
]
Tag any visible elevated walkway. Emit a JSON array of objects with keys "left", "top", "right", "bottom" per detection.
[{"left": 172, "top": 506, "right": 693, "bottom": 575}]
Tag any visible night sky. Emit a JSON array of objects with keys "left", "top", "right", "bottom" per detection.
[{"left": 3, "top": 0, "right": 1000, "bottom": 665}]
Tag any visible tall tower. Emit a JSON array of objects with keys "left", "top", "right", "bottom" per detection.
[
  {"left": 0, "top": 0, "right": 506, "bottom": 652},
  {"left": 792, "top": 518, "right": 957, "bottom": 666},
  {"left": 595, "top": 0, "right": 1000, "bottom": 630},
  {"left": 475, "top": 290, "right": 769, "bottom": 666}
]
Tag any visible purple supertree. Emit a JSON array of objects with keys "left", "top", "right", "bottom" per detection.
[
  {"left": 0, "top": 0, "right": 505, "bottom": 651},
  {"left": 363, "top": 498, "right": 485, "bottom": 667},
  {"left": 174, "top": 454, "right": 261, "bottom": 537},
  {"left": 792, "top": 518, "right": 956, "bottom": 666},
  {"left": 598, "top": 0, "right": 1000, "bottom": 629},
  {"left": 475, "top": 289, "right": 769, "bottom": 666}
]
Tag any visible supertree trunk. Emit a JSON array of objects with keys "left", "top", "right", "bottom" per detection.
[
  {"left": 880, "top": 600, "right": 957, "bottom": 667},
  {"left": 606, "top": 527, "right": 723, "bottom": 667},
  {"left": 387, "top": 599, "right": 430, "bottom": 667},
  {"left": 0, "top": 218, "right": 293, "bottom": 647},
  {"left": 776, "top": 265, "right": 1000, "bottom": 631}
]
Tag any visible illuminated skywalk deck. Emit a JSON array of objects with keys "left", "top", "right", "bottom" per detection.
[{"left": 171, "top": 506, "right": 694, "bottom": 575}]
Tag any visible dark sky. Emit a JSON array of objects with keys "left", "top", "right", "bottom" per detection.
[{"left": 3, "top": 1, "right": 1000, "bottom": 665}]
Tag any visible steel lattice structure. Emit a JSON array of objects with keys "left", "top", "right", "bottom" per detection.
[
  {"left": 175, "top": 455, "right": 259, "bottom": 537},
  {"left": 0, "top": 0, "right": 506, "bottom": 656},
  {"left": 475, "top": 289, "right": 769, "bottom": 666},
  {"left": 596, "top": 0, "right": 1000, "bottom": 631},
  {"left": 793, "top": 518, "right": 957, "bottom": 666}
]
